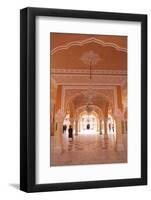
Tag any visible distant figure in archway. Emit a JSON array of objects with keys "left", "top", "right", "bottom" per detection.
[
  {"left": 68, "top": 125, "right": 73, "bottom": 142},
  {"left": 63, "top": 124, "right": 67, "bottom": 134},
  {"left": 87, "top": 124, "right": 90, "bottom": 130}
]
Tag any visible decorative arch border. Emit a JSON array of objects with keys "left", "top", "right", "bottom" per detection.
[
  {"left": 64, "top": 89, "right": 113, "bottom": 111},
  {"left": 51, "top": 37, "right": 127, "bottom": 55},
  {"left": 61, "top": 86, "right": 117, "bottom": 114},
  {"left": 77, "top": 104, "right": 104, "bottom": 119}
]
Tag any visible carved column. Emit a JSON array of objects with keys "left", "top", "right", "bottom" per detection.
[
  {"left": 114, "top": 109, "right": 124, "bottom": 151},
  {"left": 123, "top": 120, "right": 127, "bottom": 134},
  {"left": 55, "top": 110, "right": 65, "bottom": 153},
  {"left": 50, "top": 99, "right": 54, "bottom": 136},
  {"left": 101, "top": 118, "right": 108, "bottom": 149},
  {"left": 103, "top": 102, "right": 109, "bottom": 139},
  {"left": 75, "top": 118, "right": 78, "bottom": 136},
  {"left": 96, "top": 119, "right": 99, "bottom": 132},
  {"left": 104, "top": 118, "right": 108, "bottom": 139},
  {"left": 78, "top": 119, "right": 80, "bottom": 133},
  {"left": 100, "top": 119, "right": 102, "bottom": 135}
]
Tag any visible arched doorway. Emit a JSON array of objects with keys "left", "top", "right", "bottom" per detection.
[{"left": 78, "top": 112, "right": 99, "bottom": 134}]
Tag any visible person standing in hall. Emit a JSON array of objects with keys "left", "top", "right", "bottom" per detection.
[
  {"left": 63, "top": 124, "right": 67, "bottom": 134},
  {"left": 68, "top": 125, "right": 73, "bottom": 142}
]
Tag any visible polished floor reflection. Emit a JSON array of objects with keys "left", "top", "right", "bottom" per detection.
[{"left": 50, "top": 132, "right": 127, "bottom": 166}]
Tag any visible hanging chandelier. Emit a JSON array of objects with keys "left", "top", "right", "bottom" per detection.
[
  {"left": 82, "top": 88, "right": 97, "bottom": 103},
  {"left": 86, "top": 103, "right": 92, "bottom": 114},
  {"left": 80, "top": 50, "right": 101, "bottom": 79}
]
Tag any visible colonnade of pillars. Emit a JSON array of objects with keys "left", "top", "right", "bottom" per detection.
[
  {"left": 54, "top": 110, "right": 127, "bottom": 153},
  {"left": 77, "top": 117, "right": 116, "bottom": 136}
]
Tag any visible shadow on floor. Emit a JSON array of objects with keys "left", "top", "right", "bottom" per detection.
[{"left": 9, "top": 183, "right": 19, "bottom": 190}]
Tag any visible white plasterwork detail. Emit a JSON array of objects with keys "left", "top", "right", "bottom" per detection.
[
  {"left": 51, "top": 37, "right": 127, "bottom": 55},
  {"left": 51, "top": 68, "right": 127, "bottom": 75},
  {"left": 52, "top": 74, "right": 127, "bottom": 86}
]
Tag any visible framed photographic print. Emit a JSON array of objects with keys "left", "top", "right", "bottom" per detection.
[{"left": 20, "top": 7, "right": 147, "bottom": 192}]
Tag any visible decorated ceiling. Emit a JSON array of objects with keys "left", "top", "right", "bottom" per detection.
[{"left": 50, "top": 33, "right": 127, "bottom": 71}]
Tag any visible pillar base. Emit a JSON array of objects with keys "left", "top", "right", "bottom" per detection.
[{"left": 116, "top": 143, "right": 124, "bottom": 151}]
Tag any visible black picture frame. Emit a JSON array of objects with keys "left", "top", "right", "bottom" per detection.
[{"left": 20, "top": 7, "right": 147, "bottom": 193}]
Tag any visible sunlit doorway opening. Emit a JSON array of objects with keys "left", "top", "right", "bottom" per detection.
[{"left": 78, "top": 112, "right": 99, "bottom": 134}]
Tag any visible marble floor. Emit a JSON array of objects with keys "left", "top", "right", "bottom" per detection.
[{"left": 50, "top": 132, "right": 127, "bottom": 167}]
